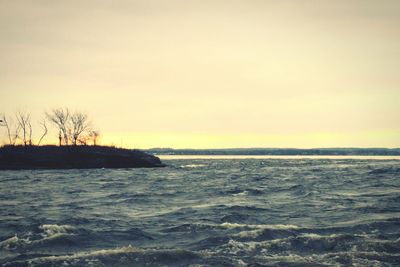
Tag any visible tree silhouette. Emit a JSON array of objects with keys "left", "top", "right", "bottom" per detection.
[
  {"left": 0, "top": 114, "right": 20, "bottom": 145},
  {"left": 46, "top": 108, "right": 70, "bottom": 145},
  {"left": 37, "top": 119, "right": 48, "bottom": 146},
  {"left": 89, "top": 130, "right": 100, "bottom": 146},
  {"left": 16, "top": 111, "right": 32, "bottom": 146},
  {"left": 69, "top": 112, "right": 91, "bottom": 145}
]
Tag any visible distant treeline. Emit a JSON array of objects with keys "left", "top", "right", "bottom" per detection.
[{"left": 146, "top": 148, "right": 400, "bottom": 156}]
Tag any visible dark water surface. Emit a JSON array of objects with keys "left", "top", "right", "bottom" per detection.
[{"left": 1, "top": 158, "right": 400, "bottom": 266}]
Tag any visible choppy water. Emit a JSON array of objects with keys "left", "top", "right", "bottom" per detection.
[{"left": 1, "top": 158, "right": 400, "bottom": 266}]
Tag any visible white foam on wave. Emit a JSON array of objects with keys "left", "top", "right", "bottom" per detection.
[
  {"left": 180, "top": 164, "right": 207, "bottom": 168},
  {"left": 40, "top": 224, "right": 75, "bottom": 237},
  {"left": 220, "top": 222, "right": 299, "bottom": 230},
  {"left": 224, "top": 237, "right": 297, "bottom": 253},
  {"left": 0, "top": 235, "right": 31, "bottom": 250},
  {"left": 5, "top": 245, "right": 141, "bottom": 266},
  {"left": 230, "top": 224, "right": 299, "bottom": 239},
  {"left": 222, "top": 239, "right": 400, "bottom": 266},
  {"left": 219, "top": 238, "right": 289, "bottom": 255},
  {"left": 0, "top": 224, "right": 76, "bottom": 251},
  {"left": 233, "top": 231, "right": 351, "bottom": 245},
  {"left": 235, "top": 229, "right": 264, "bottom": 238},
  {"left": 226, "top": 239, "right": 261, "bottom": 253},
  {"left": 318, "top": 251, "right": 400, "bottom": 266},
  {"left": 221, "top": 232, "right": 351, "bottom": 254},
  {"left": 232, "top": 191, "right": 248, "bottom": 196},
  {"left": 255, "top": 253, "right": 317, "bottom": 265},
  {"left": 300, "top": 233, "right": 340, "bottom": 240},
  {"left": 4, "top": 246, "right": 203, "bottom": 266},
  {"left": 51, "top": 245, "right": 140, "bottom": 259}
]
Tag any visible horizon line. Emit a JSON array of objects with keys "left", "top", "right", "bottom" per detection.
[{"left": 144, "top": 147, "right": 400, "bottom": 150}]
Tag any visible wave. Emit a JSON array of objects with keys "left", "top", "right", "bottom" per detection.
[
  {"left": 369, "top": 167, "right": 400, "bottom": 175},
  {"left": 220, "top": 222, "right": 299, "bottom": 230},
  {"left": 39, "top": 224, "right": 75, "bottom": 237},
  {"left": 1, "top": 224, "right": 399, "bottom": 266},
  {"left": 161, "top": 223, "right": 216, "bottom": 233},
  {"left": 2, "top": 246, "right": 202, "bottom": 267},
  {"left": 2, "top": 159, "right": 400, "bottom": 266},
  {"left": 0, "top": 224, "right": 78, "bottom": 251},
  {"left": 179, "top": 164, "right": 207, "bottom": 169},
  {"left": 0, "top": 235, "right": 31, "bottom": 251},
  {"left": 214, "top": 233, "right": 400, "bottom": 266},
  {"left": 223, "top": 187, "right": 264, "bottom": 196}
]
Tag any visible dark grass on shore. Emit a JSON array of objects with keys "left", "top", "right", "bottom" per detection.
[{"left": 0, "top": 145, "right": 165, "bottom": 170}]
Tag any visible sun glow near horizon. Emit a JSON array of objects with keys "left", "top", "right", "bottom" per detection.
[
  {"left": 4, "top": 130, "right": 400, "bottom": 149},
  {"left": 99, "top": 131, "right": 400, "bottom": 149},
  {"left": 1, "top": 0, "right": 400, "bottom": 148}
]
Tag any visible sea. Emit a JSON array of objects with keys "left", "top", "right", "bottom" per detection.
[{"left": 0, "top": 156, "right": 400, "bottom": 266}]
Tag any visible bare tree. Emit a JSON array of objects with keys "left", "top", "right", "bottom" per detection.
[
  {"left": 46, "top": 108, "right": 70, "bottom": 145},
  {"left": 37, "top": 119, "right": 48, "bottom": 146},
  {"left": 16, "top": 111, "right": 32, "bottom": 146},
  {"left": 0, "top": 114, "right": 12, "bottom": 144},
  {"left": 28, "top": 121, "right": 32, "bottom": 145},
  {"left": 0, "top": 114, "right": 20, "bottom": 145},
  {"left": 69, "top": 112, "right": 91, "bottom": 145},
  {"left": 89, "top": 130, "right": 100, "bottom": 146},
  {"left": 77, "top": 135, "right": 88, "bottom": 145},
  {"left": 12, "top": 125, "right": 21, "bottom": 145}
]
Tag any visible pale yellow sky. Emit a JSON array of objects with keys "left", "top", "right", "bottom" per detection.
[{"left": 1, "top": 0, "right": 399, "bottom": 148}]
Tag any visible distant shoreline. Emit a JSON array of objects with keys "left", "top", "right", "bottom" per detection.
[
  {"left": 156, "top": 154, "right": 400, "bottom": 160},
  {"left": 145, "top": 148, "right": 400, "bottom": 156}
]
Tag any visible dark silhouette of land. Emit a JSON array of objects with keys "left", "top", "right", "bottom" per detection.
[
  {"left": 146, "top": 148, "right": 400, "bottom": 156},
  {"left": 1, "top": 108, "right": 167, "bottom": 170},
  {"left": 0, "top": 145, "right": 165, "bottom": 170}
]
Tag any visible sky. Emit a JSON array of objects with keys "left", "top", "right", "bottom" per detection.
[{"left": 0, "top": 0, "right": 399, "bottom": 148}]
